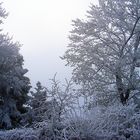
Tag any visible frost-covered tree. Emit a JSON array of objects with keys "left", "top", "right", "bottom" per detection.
[
  {"left": 30, "top": 82, "right": 46, "bottom": 111},
  {"left": 29, "top": 81, "right": 49, "bottom": 124},
  {"left": 46, "top": 75, "right": 77, "bottom": 122},
  {"left": 62, "top": 0, "right": 140, "bottom": 105},
  {"left": 29, "top": 76, "right": 77, "bottom": 126},
  {"left": 28, "top": 77, "right": 77, "bottom": 139},
  {"left": 0, "top": 4, "right": 30, "bottom": 129}
]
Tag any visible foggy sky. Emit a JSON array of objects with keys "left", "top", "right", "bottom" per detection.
[{"left": 2, "top": 0, "right": 98, "bottom": 87}]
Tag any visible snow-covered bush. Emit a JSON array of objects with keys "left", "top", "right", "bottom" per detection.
[
  {"left": 64, "top": 103, "right": 140, "bottom": 140},
  {"left": 0, "top": 128, "right": 39, "bottom": 140}
]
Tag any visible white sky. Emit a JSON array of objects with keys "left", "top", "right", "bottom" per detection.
[{"left": 2, "top": 0, "right": 98, "bottom": 86}]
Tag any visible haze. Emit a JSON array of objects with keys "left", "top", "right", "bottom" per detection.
[{"left": 3, "top": 0, "right": 98, "bottom": 86}]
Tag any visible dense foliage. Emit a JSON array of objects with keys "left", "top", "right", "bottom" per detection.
[
  {"left": 0, "top": 3, "right": 30, "bottom": 129},
  {"left": 62, "top": 0, "right": 140, "bottom": 105}
]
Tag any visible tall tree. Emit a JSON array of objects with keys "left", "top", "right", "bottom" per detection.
[
  {"left": 62, "top": 0, "right": 140, "bottom": 105},
  {"left": 0, "top": 3, "right": 30, "bottom": 129}
]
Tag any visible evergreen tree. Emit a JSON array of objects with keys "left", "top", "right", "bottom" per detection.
[
  {"left": 29, "top": 82, "right": 48, "bottom": 124},
  {"left": 0, "top": 4, "right": 30, "bottom": 129}
]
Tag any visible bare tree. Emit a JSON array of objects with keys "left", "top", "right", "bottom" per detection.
[
  {"left": 29, "top": 74, "right": 77, "bottom": 126},
  {"left": 46, "top": 74, "right": 78, "bottom": 122}
]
